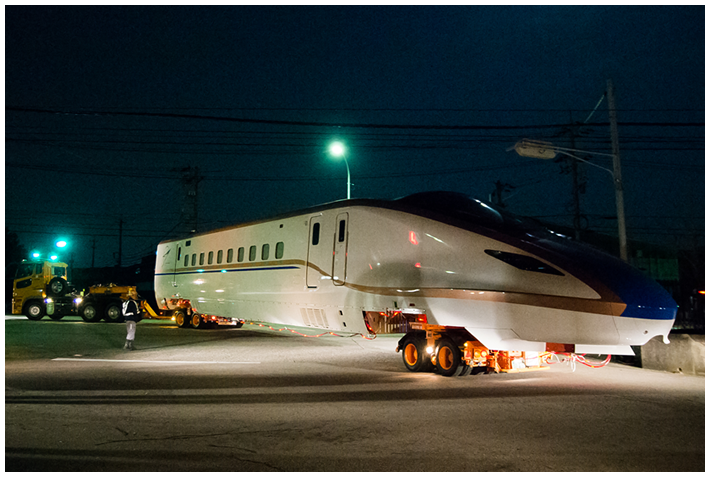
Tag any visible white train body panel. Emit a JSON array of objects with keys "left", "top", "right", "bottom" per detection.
[{"left": 155, "top": 193, "right": 677, "bottom": 354}]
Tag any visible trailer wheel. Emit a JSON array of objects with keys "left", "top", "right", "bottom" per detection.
[
  {"left": 25, "top": 301, "right": 46, "bottom": 321},
  {"left": 47, "top": 277, "right": 69, "bottom": 297},
  {"left": 189, "top": 313, "right": 204, "bottom": 329},
  {"left": 104, "top": 300, "right": 124, "bottom": 323},
  {"left": 401, "top": 335, "right": 430, "bottom": 372},
  {"left": 80, "top": 302, "right": 103, "bottom": 322},
  {"left": 173, "top": 310, "right": 188, "bottom": 327},
  {"left": 436, "top": 338, "right": 464, "bottom": 377}
]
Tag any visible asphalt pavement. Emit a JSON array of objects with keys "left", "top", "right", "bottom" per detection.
[{"left": 5, "top": 315, "right": 705, "bottom": 471}]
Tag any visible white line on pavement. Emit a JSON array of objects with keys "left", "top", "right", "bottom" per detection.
[{"left": 52, "top": 358, "right": 260, "bottom": 364}]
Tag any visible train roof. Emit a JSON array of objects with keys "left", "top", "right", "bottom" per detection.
[{"left": 160, "top": 191, "right": 554, "bottom": 244}]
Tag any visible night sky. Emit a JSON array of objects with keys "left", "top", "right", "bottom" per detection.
[{"left": 5, "top": 6, "right": 705, "bottom": 269}]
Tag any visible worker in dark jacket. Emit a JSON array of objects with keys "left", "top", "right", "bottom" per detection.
[{"left": 122, "top": 288, "right": 141, "bottom": 350}]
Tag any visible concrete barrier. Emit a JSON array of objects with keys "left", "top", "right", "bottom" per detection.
[{"left": 639, "top": 334, "right": 705, "bottom": 376}]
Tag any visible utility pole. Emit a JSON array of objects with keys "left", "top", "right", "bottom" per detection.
[
  {"left": 490, "top": 180, "right": 513, "bottom": 208},
  {"left": 607, "top": 79, "right": 628, "bottom": 262},
  {"left": 565, "top": 113, "right": 586, "bottom": 241},
  {"left": 181, "top": 166, "right": 202, "bottom": 234},
  {"left": 91, "top": 236, "right": 96, "bottom": 268},
  {"left": 117, "top": 216, "right": 123, "bottom": 268}
]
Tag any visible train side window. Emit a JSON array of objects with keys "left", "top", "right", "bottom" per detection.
[
  {"left": 191, "top": 254, "right": 196, "bottom": 266},
  {"left": 312, "top": 223, "right": 320, "bottom": 246},
  {"left": 275, "top": 242, "right": 284, "bottom": 259},
  {"left": 238, "top": 247, "right": 245, "bottom": 262},
  {"left": 184, "top": 255, "right": 189, "bottom": 267},
  {"left": 208, "top": 251, "right": 214, "bottom": 265},
  {"left": 227, "top": 248, "right": 234, "bottom": 263},
  {"left": 199, "top": 253, "right": 205, "bottom": 266},
  {"left": 249, "top": 246, "right": 257, "bottom": 261},
  {"left": 262, "top": 244, "right": 269, "bottom": 260},
  {"left": 338, "top": 220, "right": 346, "bottom": 242},
  {"left": 217, "top": 250, "right": 223, "bottom": 264}
]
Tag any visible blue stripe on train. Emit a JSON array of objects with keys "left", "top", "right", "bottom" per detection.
[{"left": 156, "top": 265, "right": 300, "bottom": 276}]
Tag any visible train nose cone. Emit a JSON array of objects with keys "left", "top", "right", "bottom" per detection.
[
  {"left": 545, "top": 237, "right": 678, "bottom": 321},
  {"left": 591, "top": 251, "right": 678, "bottom": 321}
]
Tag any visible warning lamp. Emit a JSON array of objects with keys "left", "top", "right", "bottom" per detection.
[{"left": 699, "top": 290, "right": 706, "bottom": 295}]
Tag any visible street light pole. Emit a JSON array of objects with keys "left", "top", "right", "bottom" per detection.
[
  {"left": 344, "top": 155, "right": 351, "bottom": 200},
  {"left": 329, "top": 141, "right": 351, "bottom": 200}
]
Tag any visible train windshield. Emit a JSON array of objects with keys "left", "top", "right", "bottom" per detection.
[{"left": 397, "top": 191, "right": 548, "bottom": 235}]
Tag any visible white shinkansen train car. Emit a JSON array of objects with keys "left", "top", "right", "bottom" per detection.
[{"left": 154, "top": 191, "right": 677, "bottom": 376}]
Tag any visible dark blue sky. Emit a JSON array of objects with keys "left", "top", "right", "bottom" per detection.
[{"left": 5, "top": 6, "right": 704, "bottom": 268}]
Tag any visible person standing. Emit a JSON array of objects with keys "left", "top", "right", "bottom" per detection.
[{"left": 122, "top": 288, "right": 141, "bottom": 350}]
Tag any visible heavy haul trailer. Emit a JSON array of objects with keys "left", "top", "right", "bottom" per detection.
[
  {"left": 143, "top": 298, "right": 245, "bottom": 329},
  {"left": 74, "top": 284, "right": 140, "bottom": 323},
  {"left": 398, "top": 323, "right": 550, "bottom": 377}
]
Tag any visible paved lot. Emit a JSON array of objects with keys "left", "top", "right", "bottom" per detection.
[{"left": 5, "top": 316, "right": 705, "bottom": 471}]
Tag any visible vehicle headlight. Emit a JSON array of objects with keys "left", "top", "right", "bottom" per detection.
[{"left": 74, "top": 297, "right": 83, "bottom": 305}]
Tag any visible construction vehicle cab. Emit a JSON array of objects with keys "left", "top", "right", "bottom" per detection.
[{"left": 12, "top": 259, "right": 72, "bottom": 320}]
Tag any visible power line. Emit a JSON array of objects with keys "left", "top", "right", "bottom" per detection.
[{"left": 6, "top": 106, "right": 704, "bottom": 130}]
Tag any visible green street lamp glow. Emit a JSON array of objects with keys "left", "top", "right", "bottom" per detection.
[
  {"left": 329, "top": 141, "right": 351, "bottom": 200},
  {"left": 329, "top": 142, "right": 346, "bottom": 157},
  {"left": 56, "top": 240, "right": 67, "bottom": 248}
]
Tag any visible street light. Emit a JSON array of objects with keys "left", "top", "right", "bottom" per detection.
[
  {"left": 328, "top": 141, "right": 351, "bottom": 200},
  {"left": 510, "top": 139, "right": 628, "bottom": 262}
]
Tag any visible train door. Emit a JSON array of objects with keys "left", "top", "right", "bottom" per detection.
[
  {"left": 332, "top": 213, "right": 349, "bottom": 286},
  {"left": 159, "top": 243, "right": 180, "bottom": 287},
  {"left": 173, "top": 243, "right": 182, "bottom": 287},
  {"left": 306, "top": 215, "right": 327, "bottom": 288}
]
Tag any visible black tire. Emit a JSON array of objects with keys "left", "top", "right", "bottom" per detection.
[
  {"left": 104, "top": 300, "right": 124, "bottom": 323},
  {"left": 47, "top": 277, "right": 69, "bottom": 298},
  {"left": 436, "top": 338, "right": 464, "bottom": 377},
  {"left": 458, "top": 363, "right": 473, "bottom": 377},
  {"left": 80, "top": 302, "right": 103, "bottom": 322},
  {"left": 235, "top": 320, "right": 244, "bottom": 329},
  {"left": 49, "top": 313, "right": 64, "bottom": 321},
  {"left": 25, "top": 301, "right": 46, "bottom": 321},
  {"left": 401, "top": 335, "right": 429, "bottom": 372}
]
